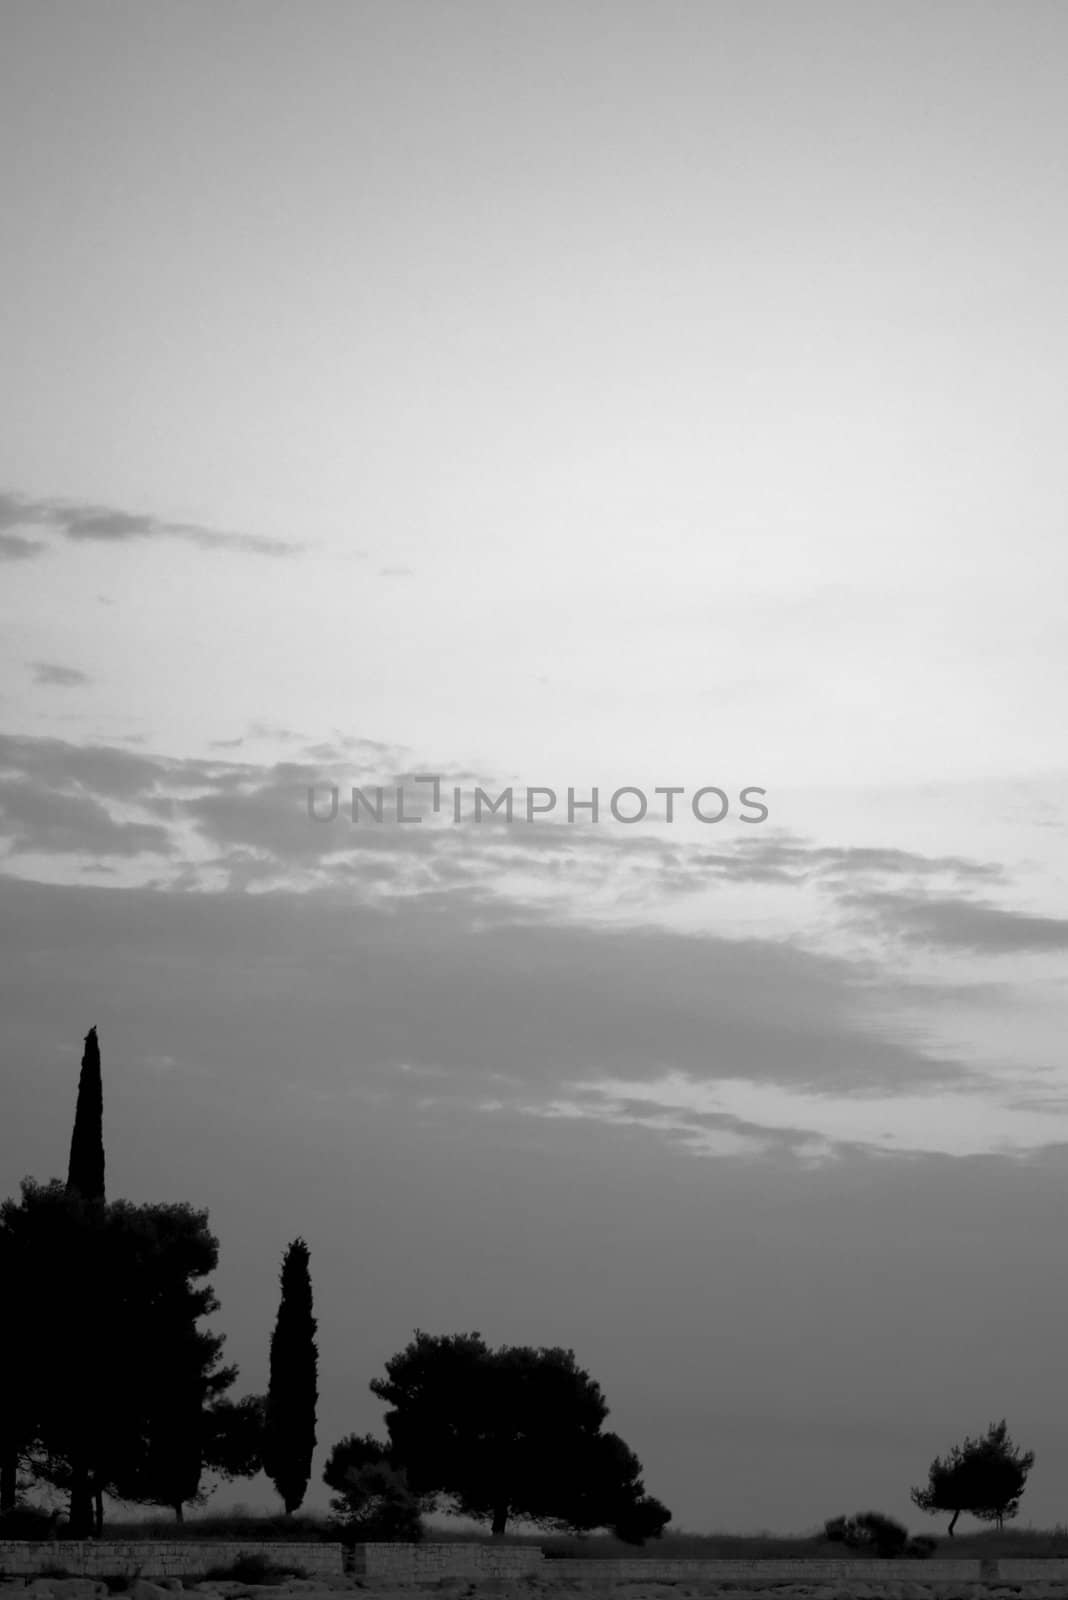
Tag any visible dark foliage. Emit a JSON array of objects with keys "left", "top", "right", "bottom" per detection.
[
  {"left": 0, "top": 1503, "right": 60, "bottom": 1540},
  {"left": 200, "top": 1553, "right": 308, "bottom": 1584},
  {"left": 823, "top": 1510, "right": 909, "bottom": 1557},
  {"left": 204, "top": 1394, "right": 266, "bottom": 1482},
  {"left": 0, "top": 1181, "right": 248, "bottom": 1526},
  {"left": 910, "top": 1420, "right": 1034, "bottom": 1536},
  {"left": 368, "top": 1330, "right": 671, "bottom": 1541},
  {"left": 66, "top": 1026, "right": 105, "bottom": 1204},
  {"left": 323, "top": 1433, "right": 426, "bottom": 1541},
  {"left": 262, "top": 1239, "right": 319, "bottom": 1515}
]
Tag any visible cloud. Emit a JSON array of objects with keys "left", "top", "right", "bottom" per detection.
[
  {"left": 0, "top": 732, "right": 1018, "bottom": 919},
  {"left": 844, "top": 889, "right": 1068, "bottom": 954},
  {"left": 2, "top": 731, "right": 1059, "bottom": 1140},
  {"left": 0, "top": 531, "right": 44, "bottom": 562},
  {"left": 0, "top": 489, "right": 300, "bottom": 557},
  {"left": 0, "top": 778, "right": 173, "bottom": 858},
  {"left": 378, "top": 564, "right": 415, "bottom": 577},
  {"left": 0, "top": 869, "right": 975, "bottom": 1128},
  {"left": 705, "top": 836, "right": 1005, "bottom": 888},
  {"left": 32, "top": 662, "right": 90, "bottom": 687}
]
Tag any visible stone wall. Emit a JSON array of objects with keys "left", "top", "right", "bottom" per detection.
[
  {"left": 0, "top": 1543, "right": 343, "bottom": 1579},
  {"left": 352, "top": 1543, "right": 545, "bottom": 1580},
  {"left": 999, "top": 1558, "right": 1068, "bottom": 1581},
  {"left": 3, "top": 1542, "right": 1059, "bottom": 1585},
  {"left": 543, "top": 1557, "right": 984, "bottom": 1583}
]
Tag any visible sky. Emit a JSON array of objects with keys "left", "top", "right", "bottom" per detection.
[{"left": 1, "top": 0, "right": 1067, "bottom": 1537}]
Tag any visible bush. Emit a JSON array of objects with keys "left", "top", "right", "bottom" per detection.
[
  {"left": 200, "top": 1553, "right": 308, "bottom": 1585},
  {"left": 906, "top": 1535, "right": 938, "bottom": 1558},
  {"left": 823, "top": 1511, "right": 909, "bottom": 1557},
  {"left": 325, "top": 1457, "right": 425, "bottom": 1543},
  {"left": 0, "top": 1504, "right": 60, "bottom": 1540}
]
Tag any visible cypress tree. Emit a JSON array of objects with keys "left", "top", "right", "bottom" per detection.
[
  {"left": 67, "top": 1026, "right": 105, "bottom": 1203},
  {"left": 64, "top": 1025, "right": 105, "bottom": 1536},
  {"left": 262, "top": 1238, "right": 318, "bottom": 1514}
]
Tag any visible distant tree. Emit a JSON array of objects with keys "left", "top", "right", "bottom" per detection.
[
  {"left": 824, "top": 1510, "right": 909, "bottom": 1557},
  {"left": 323, "top": 1434, "right": 425, "bottom": 1541},
  {"left": 67, "top": 1026, "right": 105, "bottom": 1203},
  {"left": 1, "top": 1182, "right": 246, "bottom": 1527},
  {"left": 1, "top": 1027, "right": 107, "bottom": 1516},
  {"left": 322, "top": 1430, "right": 391, "bottom": 1492},
  {"left": 204, "top": 1393, "right": 266, "bottom": 1483},
  {"left": 0, "top": 1179, "right": 112, "bottom": 1537},
  {"left": 103, "top": 1199, "right": 241, "bottom": 1522},
  {"left": 0, "top": 1193, "right": 48, "bottom": 1512},
  {"left": 910, "top": 1420, "right": 1034, "bottom": 1536},
  {"left": 61, "top": 1025, "right": 107, "bottom": 1536},
  {"left": 369, "top": 1330, "right": 671, "bottom": 1541},
  {"left": 263, "top": 1239, "right": 319, "bottom": 1514}
]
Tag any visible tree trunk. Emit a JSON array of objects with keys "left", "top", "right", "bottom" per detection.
[
  {"left": 93, "top": 1487, "right": 104, "bottom": 1538},
  {"left": 0, "top": 1450, "right": 17, "bottom": 1513},
  {"left": 68, "top": 1461, "right": 93, "bottom": 1540},
  {"left": 491, "top": 1505, "right": 508, "bottom": 1538},
  {"left": 947, "top": 1509, "right": 960, "bottom": 1537},
  {"left": 174, "top": 1503, "right": 184, "bottom": 1524}
]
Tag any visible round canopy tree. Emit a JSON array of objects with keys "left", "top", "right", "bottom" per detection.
[{"left": 369, "top": 1330, "right": 671, "bottom": 1541}]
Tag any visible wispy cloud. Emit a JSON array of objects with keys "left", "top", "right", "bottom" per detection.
[
  {"left": 0, "top": 732, "right": 1017, "bottom": 916},
  {"left": 0, "top": 531, "right": 44, "bottom": 562},
  {"left": 0, "top": 489, "right": 300, "bottom": 557},
  {"left": 0, "top": 778, "right": 173, "bottom": 858},
  {"left": 31, "top": 662, "right": 90, "bottom": 688},
  {"left": 844, "top": 888, "right": 1068, "bottom": 953}
]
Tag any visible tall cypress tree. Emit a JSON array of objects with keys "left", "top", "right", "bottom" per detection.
[
  {"left": 67, "top": 1026, "right": 105, "bottom": 1203},
  {"left": 262, "top": 1238, "right": 318, "bottom": 1514},
  {"left": 64, "top": 1025, "right": 105, "bottom": 1536}
]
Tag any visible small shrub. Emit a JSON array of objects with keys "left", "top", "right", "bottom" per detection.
[
  {"left": 0, "top": 1504, "right": 60, "bottom": 1541},
  {"left": 822, "top": 1511, "right": 909, "bottom": 1557},
  {"left": 101, "top": 1566, "right": 144, "bottom": 1593},
  {"left": 907, "top": 1535, "right": 938, "bottom": 1558},
  {"left": 200, "top": 1553, "right": 307, "bottom": 1586}
]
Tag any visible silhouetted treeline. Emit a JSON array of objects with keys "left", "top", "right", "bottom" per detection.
[
  {"left": 0, "top": 1027, "right": 673, "bottom": 1544},
  {"left": 0, "top": 1029, "right": 279, "bottom": 1532},
  {"left": 26, "top": 1027, "right": 1037, "bottom": 1547},
  {"left": 324, "top": 1330, "right": 672, "bottom": 1543}
]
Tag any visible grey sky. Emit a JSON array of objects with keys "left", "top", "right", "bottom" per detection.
[{"left": 2, "top": 0, "right": 1067, "bottom": 1536}]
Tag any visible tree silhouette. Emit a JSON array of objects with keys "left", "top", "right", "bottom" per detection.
[
  {"left": 1, "top": 1181, "right": 114, "bottom": 1535},
  {"left": 57, "top": 1026, "right": 107, "bottom": 1534},
  {"left": 67, "top": 1026, "right": 105, "bottom": 1203},
  {"left": 104, "top": 1199, "right": 242, "bottom": 1521},
  {"left": 263, "top": 1238, "right": 319, "bottom": 1514},
  {"left": 911, "top": 1420, "right": 1034, "bottom": 1536},
  {"left": 323, "top": 1434, "right": 426, "bottom": 1541},
  {"left": 370, "top": 1330, "right": 671, "bottom": 1541},
  {"left": 204, "top": 1394, "right": 266, "bottom": 1484},
  {"left": 1, "top": 1182, "right": 247, "bottom": 1526}
]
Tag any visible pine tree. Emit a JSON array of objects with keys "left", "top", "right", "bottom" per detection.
[
  {"left": 67, "top": 1026, "right": 105, "bottom": 1203},
  {"left": 263, "top": 1238, "right": 318, "bottom": 1514},
  {"left": 911, "top": 1419, "right": 1035, "bottom": 1536}
]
